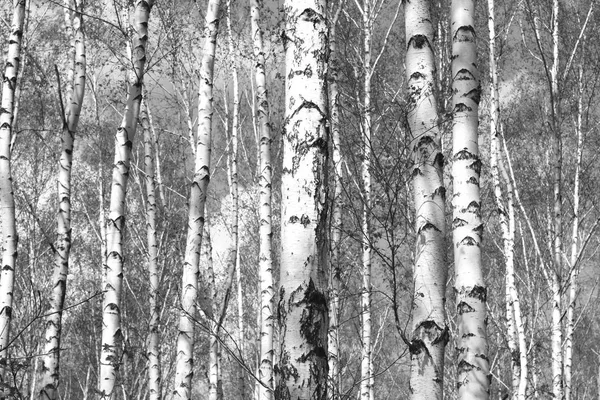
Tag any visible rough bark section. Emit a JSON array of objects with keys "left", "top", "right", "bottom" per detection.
[
  {"left": 450, "top": 2, "right": 490, "bottom": 398},
  {"left": 275, "top": 0, "right": 329, "bottom": 398},
  {"left": 250, "top": 0, "right": 275, "bottom": 397},
  {"left": 404, "top": 1, "right": 447, "bottom": 399},
  {"left": 140, "top": 100, "right": 162, "bottom": 400},
  {"left": 173, "top": 0, "right": 221, "bottom": 397},
  {"left": 99, "top": 2, "right": 154, "bottom": 398},
  {"left": 0, "top": 0, "right": 25, "bottom": 382},
  {"left": 39, "top": 3, "right": 86, "bottom": 399}
]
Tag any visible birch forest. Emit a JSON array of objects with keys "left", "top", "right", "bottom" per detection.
[{"left": 1, "top": 0, "right": 600, "bottom": 399}]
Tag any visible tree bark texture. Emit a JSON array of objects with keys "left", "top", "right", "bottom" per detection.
[
  {"left": 450, "top": 1, "right": 490, "bottom": 399},
  {"left": 275, "top": 0, "right": 329, "bottom": 397},
  {"left": 404, "top": 1, "right": 448, "bottom": 398}
]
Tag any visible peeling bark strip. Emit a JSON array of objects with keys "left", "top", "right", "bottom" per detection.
[
  {"left": 99, "top": 2, "right": 155, "bottom": 399},
  {"left": 0, "top": 0, "right": 25, "bottom": 381},
  {"left": 404, "top": 1, "right": 448, "bottom": 399},
  {"left": 450, "top": 1, "right": 490, "bottom": 399},
  {"left": 250, "top": 0, "right": 275, "bottom": 397},
  {"left": 275, "top": 0, "right": 329, "bottom": 397},
  {"left": 173, "top": 0, "right": 221, "bottom": 397},
  {"left": 40, "top": 2, "right": 86, "bottom": 399}
]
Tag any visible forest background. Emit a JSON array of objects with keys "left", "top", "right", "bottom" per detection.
[{"left": 0, "top": 0, "right": 599, "bottom": 399}]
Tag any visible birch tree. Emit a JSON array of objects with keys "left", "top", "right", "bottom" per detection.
[
  {"left": 275, "top": 0, "right": 329, "bottom": 396},
  {"left": 99, "top": 2, "right": 155, "bottom": 398},
  {"left": 39, "top": 2, "right": 86, "bottom": 399},
  {"left": 173, "top": 0, "right": 222, "bottom": 396},
  {"left": 0, "top": 0, "right": 26, "bottom": 383},
  {"left": 250, "top": 0, "right": 275, "bottom": 396},
  {"left": 139, "top": 99, "right": 162, "bottom": 400},
  {"left": 450, "top": 0, "right": 489, "bottom": 398},
  {"left": 404, "top": 0, "right": 447, "bottom": 398}
]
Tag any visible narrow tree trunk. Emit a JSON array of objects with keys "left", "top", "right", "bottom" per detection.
[
  {"left": 550, "top": 1, "right": 563, "bottom": 398},
  {"left": 225, "top": 2, "right": 243, "bottom": 396},
  {"left": 327, "top": 3, "right": 343, "bottom": 399},
  {"left": 275, "top": 0, "right": 329, "bottom": 397},
  {"left": 564, "top": 64, "right": 584, "bottom": 400},
  {"left": 488, "top": 2, "right": 527, "bottom": 397},
  {"left": 360, "top": 2, "right": 373, "bottom": 398},
  {"left": 0, "top": 0, "right": 25, "bottom": 382},
  {"left": 405, "top": 1, "right": 447, "bottom": 398},
  {"left": 139, "top": 99, "right": 162, "bottom": 400},
  {"left": 450, "top": 1, "right": 489, "bottom": 399},
  {"left": 173, "top": 0, "right": 221, "bottom": 396},
  {"left": 250, "top": 0, "right": 274, "bottom": 397},
  {"left": 40, "top": 3, "right": 86, "bottom": 399},
  {"left": 99, "top": 3, "right": 154, "bottom": 398}
]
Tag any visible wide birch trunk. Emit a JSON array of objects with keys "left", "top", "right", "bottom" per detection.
[
  {"left": 173, "top": 0, "right": 221, "bottom": 397},
  {"left": 39, "top": 3, "right": 86, "bottom": 399},
  {"left": 404, "top": 1, "right": 447, "bottom": 398},
  {"left": 450, "top": 1, "right": 489, "bottom": 399},
  {"left": 275, "top": 0, "right": 329, "bottom": 397},
  {"left": 99, "top": 2, "right": 154, "bottom": 398},
  {"left": 0, "top": 0, "right": 25, "bottom": 383}
]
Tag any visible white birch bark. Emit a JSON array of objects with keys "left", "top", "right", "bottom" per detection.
[
  {"left": 564, "top": 65, "right": 584, "bottom": 400},
  {"left": 139, "top": 99, "right": 162, "bottom": 400},
  {"left": 405, "top": 1, "right": 447, "bottom": 398},
  {"left": 327, "top": 3, "right": 343, "bottom": 398},
  {"left": 0, "top": 0, "right": 26, "bottom": 381},
  {"left": 275, "top": 0, "right": 329, "bottom": 396},
  {"left": 550, "top": 2, "right": 563, "bottom": 398},
  {"left": 250, "top": 0, "right": 274, "bottom": 397},
  {"left": 173, "top": 0, "right": 221, "bottom": 397},
  {"left": 450, "top": 1, "right": 489, "bottom": 398},
  {"left": 40, "top": 2, "right": 85, "bottom": 398},
  {"left": 99, "top": 2, "right": 154, "bottom": 398}
]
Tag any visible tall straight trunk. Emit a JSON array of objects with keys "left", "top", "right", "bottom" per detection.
[
  {"left": 0, "top": 0, "right": 25, "bottom": 380},
  {"left": 275, "top": 0, "right": 329, "bottom": 397},
  {"left": 99, "top": 3, "right": 154, "bottom": 398},
  {"left": 360, "top": 1, "right": 373, "bottom": 398},
  {"left": 39, "top": 3, "right": 86, "bottom": 399},
  {"left": 550, "top": 1, "right": 563, "bottom": 399},
  {"left": 327, "top": 4, "right": 343, "bottom": 399},
  {"left": 139, "top": 99, "right": 162, "bottom": 400},
  {"left": 225, "top": 2, "right": 243, "bottom": 396},
  {"left": 404, "top": 1, "right": 447, "bottom": 398},
  {"left": 488, "top": 2, "right": 527, "bottom": 397},
  {"left": 450, "top": 1, "right": 489, "bottom": 399},
  {"left": 564, "top": 65, "right": 584, "bottom": 400},
  {"left": 250, "top": 0, "right": 274, "bottom": 397},
  {"left": 173, "top": 0, "right": 221, "bottom": 397}
]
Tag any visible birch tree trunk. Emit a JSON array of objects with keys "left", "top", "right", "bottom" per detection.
[
  {"left": 39, "top": 2, "right": 86, "bottom": 399},
  {"left": 275, "top": 0, "right": 329, "bottom": 396},
  {"left": 139, "top": 99, "right": 162, "bottom": 400},
  {"left": 173, "top": 0, "right": 221, "bottom": 397},
  {"left": 450, "top": 1, "right": 489, "bottom": 399},
  {"left": 359, "top": 1, "right": 373, "bottom": 397},
  {"left": 99, "top": 2, "right": 154, "bottom": 398},
  {"left": 251, "top": 0, "right": 274, "bottom": 397},
  {"left": 0, "top": 0, "right": 26, "bottom": 383},
  {"left": 564, "top": 64, "right": 584, "bottom": 400},
  {"left": 404, "top": 1, "right": 447, "bottom": 398},
  {"left": 327, "top": 3, "right": 343, "bottom": 398},
  {"left": 550, "top": 2, "right": 563, "bottom": 399}
]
